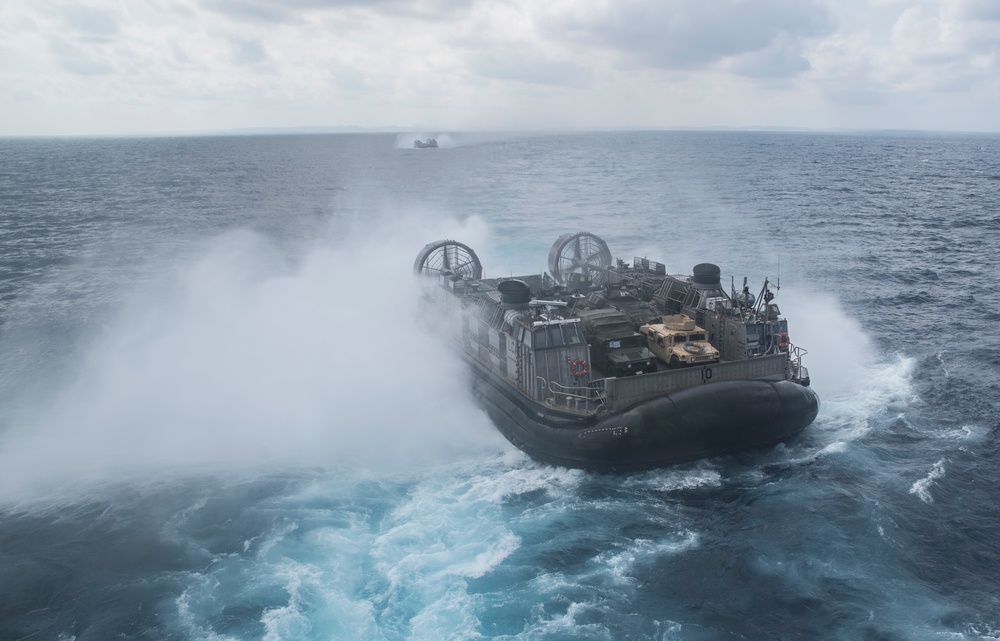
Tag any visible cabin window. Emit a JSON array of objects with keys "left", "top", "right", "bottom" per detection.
[
  {"left": 608, "top": 339, "right": 622, "bottom": 349},
  {"left": 547, "top": 326, "right": 565, "bottom": 347},
  {"left": 690, "top": 333, "right": 706, "bottom": 341},
  {"left": 533, "top": 330, "right": 548, "bottom": 349}
]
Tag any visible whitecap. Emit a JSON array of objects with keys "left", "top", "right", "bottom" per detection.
[{"left": 909, "top": 459, "right": 946, "bottom": 503}]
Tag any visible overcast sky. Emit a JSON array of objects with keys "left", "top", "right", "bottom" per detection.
[{"left": 1, "top": 0, "right": 998, "bottom": 136}]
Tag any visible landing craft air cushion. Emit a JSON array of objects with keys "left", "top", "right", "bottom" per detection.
[{"left": 413, "top": 232, "right": 819, "bottom": 471}]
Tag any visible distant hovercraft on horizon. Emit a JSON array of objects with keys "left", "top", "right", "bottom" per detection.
[
  {"left": 413, "top": 232, "right": 819, "bottom": 472},
  {"left": 414, "top": 138, "right": 438, "bottom": 149}
]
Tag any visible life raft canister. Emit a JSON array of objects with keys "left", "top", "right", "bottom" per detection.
[
  {"left": 776, "top": 332, "right": 790, "bottom": 350},
  {"left": 570, "top": 358, "right": 590, "bottom": 378}
]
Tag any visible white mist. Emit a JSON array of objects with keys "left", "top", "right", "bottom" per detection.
[{"left": 0, "top": 215, "right": 503, "bottom": 498}]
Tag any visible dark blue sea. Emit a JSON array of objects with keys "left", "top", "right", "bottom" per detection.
[{"left": 1, "top": 131, "right": 998, "bottom": 640}]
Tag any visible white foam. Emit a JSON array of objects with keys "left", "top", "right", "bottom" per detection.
[
  {"left": 259, "top": 561, "right": 319, "bottom": 641},
  {"left": 909, "top": 458, "right": 946, "bottom": 503},
  {"left": 396, "top": 464, "right": 571, "bottom": 629},
  {"left": 932, "top": 423, "right": 988, "bottom": 448},
  {"left": 595, "top": 531, "right": 699, "bottom": 585},
  {"left": 176, "top": 579, "right": 239, "bottom": 641},
  {"left": 163, "top": 454, "right": 700, "bottom": 640},
  {"left": 778, "top": 289, "right": 913, "bottom": 403},
  {"left": 172, "top": 479, "right": 391, "bottom": 639},
  {"left": 776, "top": 288, "right": 919, "bottom": 457},
  {"left": 630, "top": 465, "right": 722, "bottom": 492},
  {"left": 517, "top": 601, "right": 616, "bottom": 641},
  {"left": 372, "top": 476, "right": 523, "bottom": 588},
  {"left": 394, "top": 131, "right": 538, "bottom": 150},
  {"left": 395, "top": 133, "right": 456, "bottom": 149},
  {"left": 358, "top": 459, "right": 581, "bottom": 638}
]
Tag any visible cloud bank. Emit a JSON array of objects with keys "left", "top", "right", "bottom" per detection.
[{"left": 0, "top": 0, "right": 997, "bottom": 134}]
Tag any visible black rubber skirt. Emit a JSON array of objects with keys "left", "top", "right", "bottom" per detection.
[{"left": 472, "top": 374, "right": 820, "bottom": 472}]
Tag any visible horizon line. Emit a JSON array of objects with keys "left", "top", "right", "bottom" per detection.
[{"left": 3, "top": 124, "right": 1000, "bottom": 139}]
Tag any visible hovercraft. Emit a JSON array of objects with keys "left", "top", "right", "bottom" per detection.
[{"left": 413, "top": 232, "right": 819, "bottom": 471}]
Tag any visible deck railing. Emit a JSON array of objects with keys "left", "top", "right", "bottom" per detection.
[
  {"left": 788, "top": 345, "right": 810, "bottom": 383},
  {"left": 603, "top": 353, "right": 788, "bottom": 412},
  {"left": 540, "top": 377, "right": 605, "bottom": 412}
]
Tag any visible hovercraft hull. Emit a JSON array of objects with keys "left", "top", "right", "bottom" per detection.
[{"left": 470, "top": 357, "right": 819, "bottom": 472}]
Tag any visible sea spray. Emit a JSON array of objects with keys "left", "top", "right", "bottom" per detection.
[{"left": 0, "top": 215, "right": 502, "bottom": 498}]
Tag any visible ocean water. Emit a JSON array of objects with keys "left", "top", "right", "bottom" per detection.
[{"left": 1, "top": 130, "right": 999, "bottom": 640}]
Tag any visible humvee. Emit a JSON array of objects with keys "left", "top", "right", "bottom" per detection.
[
  {"left": 641, "top": 314, "right": 721, "bottom": 369},
  {"left": 576, "top": 308, "right": 657, "bottom": 377}
]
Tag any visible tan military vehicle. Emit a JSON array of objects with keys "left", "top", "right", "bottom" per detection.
[{"left": 641, "top": 314, "right": 721, "bottom": 369}]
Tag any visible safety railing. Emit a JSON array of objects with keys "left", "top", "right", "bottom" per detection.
[
  {"left": 602, "top": 353, "right": 788, "bottom": 412},
  {"left": 539, "top": 376, "right": 607, "bottom": 412},
  {"left": 788, "top": 345, "right": 810, "bottom": 384}
]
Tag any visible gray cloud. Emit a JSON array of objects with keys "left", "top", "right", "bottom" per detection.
[
  {"left": 229, "top": 38, "right": 268, "bottom": 65},
  {"left": 826, "top": 86, "right": 892, "bottom": 107},
  {"left": 548, "top": 0, "right": 833, "bottom": 75},
  {"left": 728, "top": 36, "right": 811, "bottom": 78},
  {"left": 48, "top": 38, "right": 114, "bottom": 76},
  {"left": 965, "top": 33, "right": 1000, "bottom": 57},
  {"left": 57, "top": 57, "right": 114, "bottom": 76},
  {"left": 961, "top": 0, "right": 1000, "bottom": 21},
  {"left": 61, "top": 5, "right": 119, "bottom": 39},
  {"left": 3, "top": 0, "right": 998, "bottom": 134},
  {"left": 468, "top": 52, "right": 590, "bottom": 86},
  {"left": 930, "top": 72, "right": 983, "bottom": 93},
  {"left": 200, "top": 0, "right": 472, "bottom": 24},
  {"left": 203, "top": 0, "right": 294, "bottom": 23}
]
